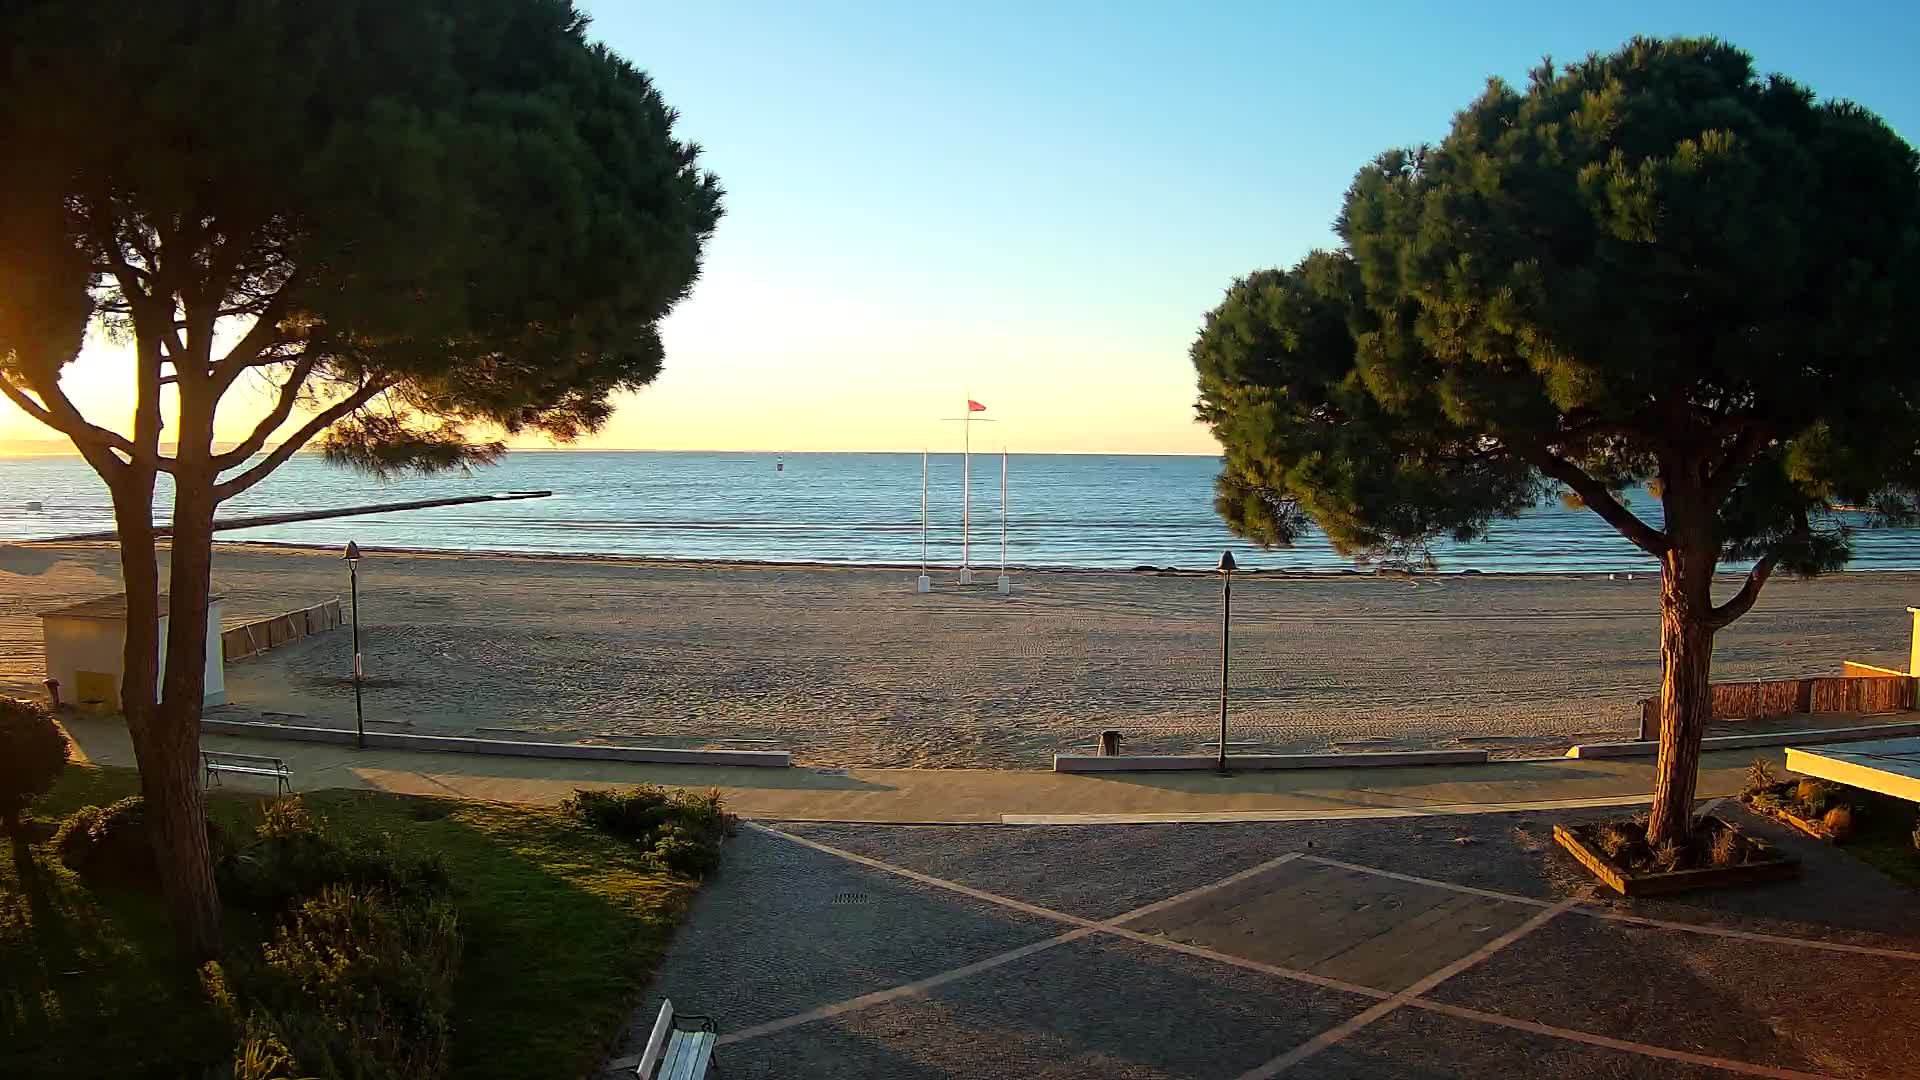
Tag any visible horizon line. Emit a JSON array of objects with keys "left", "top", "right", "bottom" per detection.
[{"left": 0, "top": 443, "right": 1226, "bottom": 459}]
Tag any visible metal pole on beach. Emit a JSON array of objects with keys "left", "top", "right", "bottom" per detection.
[
  {"left": 960, "top": 399, "right": 972, "bottom": 584},
  {"left": 344, "top": 541, "right": 365, "bottom": 750},
  {"left": 1216, "top": 550, "right": 1236, "bottom": 776},
  {"left": 917, "top": 450, "right": 931, "bottom": 593},
  {"left": 997, "top": 449, "right": 1011, "bottom": 594}
]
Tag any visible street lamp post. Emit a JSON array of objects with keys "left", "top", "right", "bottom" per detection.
[
  {"left": 344, "top": 541, "right": 365, "bottom": 750},
  {"left": 1217, "top": 550, "right": 1236, "bottom": 776}
]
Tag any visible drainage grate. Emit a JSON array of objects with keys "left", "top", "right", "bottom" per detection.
[{"left": 830, "top": 891, "right": 871, "bottom": 906}]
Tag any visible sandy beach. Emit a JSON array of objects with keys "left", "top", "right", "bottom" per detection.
[{"left": 1, "top": 541, "right": 1914, "bottom": 768}]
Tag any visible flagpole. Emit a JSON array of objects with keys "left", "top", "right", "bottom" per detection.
[
  {"left": 997, "top": 448, "right": 1011, "bottom": 595},
  {"left": 916, "top": 448, "right": 931, "bottom": 593},
  {"left": 960, "top": 396, "right": 972, "bottom": 584}
]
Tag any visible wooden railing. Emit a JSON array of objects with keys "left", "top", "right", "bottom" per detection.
[
  {"left": 222, "top": 599, "right": 343, "bottom": 662},
  {"left": 1636, "top": 664, "right": 1916, "bottom": 739}
]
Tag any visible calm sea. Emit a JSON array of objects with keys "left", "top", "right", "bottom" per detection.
[{"left": 3, "top": 450, "right": 1918, "bottom": 573}]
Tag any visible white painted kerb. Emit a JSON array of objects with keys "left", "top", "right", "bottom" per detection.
[{"left": 1053, "top": 749, "right": 1488, "bottom": 773}]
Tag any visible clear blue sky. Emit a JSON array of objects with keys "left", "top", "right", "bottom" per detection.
[
  {"left": 568, "top": 1, "right": 1919, "bottom": 453},
  {"left": 9, "top": 3, "right": 1915, "bottom": 453}
]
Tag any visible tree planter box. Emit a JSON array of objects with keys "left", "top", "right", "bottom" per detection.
[
  {"left": 1742, "top": 802, "right": 1841, "bottom": 844},
  {"left": 1552, "top": 817, "right": 1799, "bottom": 897}
]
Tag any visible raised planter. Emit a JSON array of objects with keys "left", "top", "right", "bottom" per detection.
[
  {"left": 1565, "top": 718, "right": 1920, "bottom": 759},
  {"left": 1552, "top": 816, "right": 1799, "bottom": 897},
  {"left": 1745, "top": 803, "right": 1840, "bottom": 843},
  {"left": 199, "top": 717, "right": 792, "bottom": 767},
  {"left": 1052, "top": 749, "right": 1489, "bottom": 773}
]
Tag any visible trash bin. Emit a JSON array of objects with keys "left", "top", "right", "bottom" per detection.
[{"left": 1096, "top": 730, "right": 1123, "bottom": 756}]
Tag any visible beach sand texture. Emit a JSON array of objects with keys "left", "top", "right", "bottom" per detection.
[{"left": 1, "top": 543, "right": 1913, "bottom": 768}]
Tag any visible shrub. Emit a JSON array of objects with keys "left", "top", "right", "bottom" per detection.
[
  {"left": 251, "top": 885, "right": 462, "bottom": 1080},
  {"left": 54, "top": 794, "right": 241, "bottom": 890},
  {"left": 1708, "top": 825, "right": 1749, "bottom": 867},
  {"left": 1823, "top": 806, "right": 1855, "bottom": 841},
  {"left": 562, "top": 785, "right": 732, "bottom": 877},
  {"left": 0, "top": 697, "right": 68, "bottom": 834},
  {"left": 221, "top": 797, "right": 449, "bottom": 913},
  {"left": 1741, "top": 758, "right": 1777, "bottom": 798},
  {"left": 1794, "top": 779, "right": 1833, "bottom": 816},
  {"left": 1591, "top": 821, "right": 1638, "bottom": 861},
  {"left": 1648, "top": 840, "right": 1687, "bottom": 874},
  {"left": 55, "top": 797, "right": 158, "bottom": 885}
]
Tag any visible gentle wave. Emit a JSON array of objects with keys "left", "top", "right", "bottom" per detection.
[{"left": 5, "top": 450, "right": 1920, "bottom": 572}]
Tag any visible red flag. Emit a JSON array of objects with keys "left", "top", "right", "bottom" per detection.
[{"left": 967, "top": 400, "right": 987, "bottom": 412}]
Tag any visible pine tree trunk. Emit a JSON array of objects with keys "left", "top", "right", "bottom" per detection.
[
  {"left": 1645, "top": 479, "right": 1718, "bottom": 847},
  {"left": 151, "top": 377, "right": 226, "bottom": 959},
  {"left": 110, "top": 469, "right": 221, "bottom": 957}
]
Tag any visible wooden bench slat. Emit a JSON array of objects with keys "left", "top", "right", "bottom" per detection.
[
  {"left": 661, "top": 1031, "right": 714, "bottom": 1080},
  {"left": 204, "top": 752, "right": 288, "bottom": 765}
]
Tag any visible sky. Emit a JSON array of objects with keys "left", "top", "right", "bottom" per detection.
[{"left": 5, "top": 1, "right": 1918, "bottom": 455}]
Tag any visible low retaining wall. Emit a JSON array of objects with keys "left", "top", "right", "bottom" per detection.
[
  {"left": 198, "top": 717, "right": 791, "bottom": 768},
  {"left": 1636, "top": 664, "right": 1915, "bottom": 739},
  {"left": 1053, "top": 749, "right": 1489, "bottom": 773},
  {"left": 223, "top": 600, "right": 343, "bottom": 662},
  {"left": 1566, "top": 719, "right": 1920, "bottom": 759}
]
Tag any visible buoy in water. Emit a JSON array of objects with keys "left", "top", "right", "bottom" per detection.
[
  {"left": 25, "top": 501, "right": 43, "bottom": 512},
  {"left": 776, "top": 457, "right": 784, "bottom": 472}
]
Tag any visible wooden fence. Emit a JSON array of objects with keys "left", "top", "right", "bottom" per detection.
[
  {"left": 1637, "top": 664, "right": 1915, "bottom": 739},
  {"left": 222, "top": 599, "right": 343, "bottom": 662}
]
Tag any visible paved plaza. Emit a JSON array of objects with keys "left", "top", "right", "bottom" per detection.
[{"left": 613, "top": 804, "right": 1920, "bottom": 1079}]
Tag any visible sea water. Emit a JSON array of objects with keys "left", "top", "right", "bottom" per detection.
[{"left": 4, "top": 450, "right": 1918, "bottom": 573}]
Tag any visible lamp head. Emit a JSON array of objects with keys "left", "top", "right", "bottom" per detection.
[
  {"left": 343, "top": 541, "right": 362, "bottom": 563},
  {"left": 1217, "top": 550, "right": 1237, "bottom": 574}
]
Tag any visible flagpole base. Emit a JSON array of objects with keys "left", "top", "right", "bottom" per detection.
[
  {"left": 915, "top": 574, "right": 931, "bottom": 594},
  {"left": 996, "top": 574, "right": 1011, "bottom": 595},
  {"left": 958, "top": 568, "right": 974, "bottom": 585}
]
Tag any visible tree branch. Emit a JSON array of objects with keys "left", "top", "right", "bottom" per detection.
[
  {"left": 1518, "top": 447, "right": 1671, "bottom": 555},
  {"left": 1709, "top": 552, "right": 1777, "bottom": 629},
  {"left": 213, "top": 377, "right": 393, "bottom": 500},
  {"left": 211, "top": 273, "right": 299, "bottom": 393},
  {"left": 1707, "top": 425, "right": 1766, "bottom": 501},
  {"left": 210, "top": 351, "right": 322, "bottom": 470},
  {"left": 0, "top": 368, "right": 166, "bottom": 472}
]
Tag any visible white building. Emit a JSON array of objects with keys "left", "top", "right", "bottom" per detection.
[{"left": 40, "top": 592, "right": 227, "bottom": 709}]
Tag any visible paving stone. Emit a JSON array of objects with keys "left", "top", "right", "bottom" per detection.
[
  {"left": 1426, "top": 914, "right": 1920, "bottom": 1076},
  {"left": 619, "top": 816, "right": 1920, "bottom": 1078},
  {"left": 1123, "top": 859, "right": 1535, "bottom": 992},
  {"left": 711, "top": 934, "right": 1373, "bottom": 1079},
  {"left": 1304, "top": 1001, "right": 1737, "bottom": 1079},
  {"left": 625, "top": 829, "right": 1065, "bottom": 1043}
]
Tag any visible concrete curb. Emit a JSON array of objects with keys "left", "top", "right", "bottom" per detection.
[
  {"left": 1052, "top": 749, "right": 1490, "bottom": 773},
  {"left": 198, "top": 718, "right": 792, "bottom": 768},
  {"left": 1565, "top": 719, "right": 1920, "bottom": 759}
]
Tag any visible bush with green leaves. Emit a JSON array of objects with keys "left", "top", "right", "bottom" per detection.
[
  {"left": 54, "top": 796, "right": 230, "bottom": 886},
  {"left": 0, "top": 696, "right": 67, "bottom": 834},
  {"left": 220, "top": 797, "right": 449, "bottom": 913},
  {"left": 561, "top": 785, "right": 732, "bottom": 877},
  {"left": 249, "top": 885, "right": 463, "bottom": 1080},
  {"left": 202, "top": 884, "right": 462, "bottom": 1080},
  {"left": 196, "top": 799, "right": 463, "bottom": 1079}
]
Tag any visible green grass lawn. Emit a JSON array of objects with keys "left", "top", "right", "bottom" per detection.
[
  {"left": 1841, "top": 789, "right": 1920, "bottom": 889},
  {"left": 2, "top": 765, "right": 702, "bottom": 1079}
]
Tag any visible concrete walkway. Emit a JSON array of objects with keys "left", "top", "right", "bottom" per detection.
[{"left": 60, "top": 714, "right": 1771, "bottom": 824}]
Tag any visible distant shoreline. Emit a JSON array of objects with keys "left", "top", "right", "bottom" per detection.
[{"left": 10, "top": 536, "right": 1900, "bottom": 583}]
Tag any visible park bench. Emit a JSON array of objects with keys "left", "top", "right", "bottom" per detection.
[
  {"left": 634, "top": 999, "right": 717, "bottom": 1079},
  {"left": 201, "top": 750, "right": 292, "bottom": 795}
]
